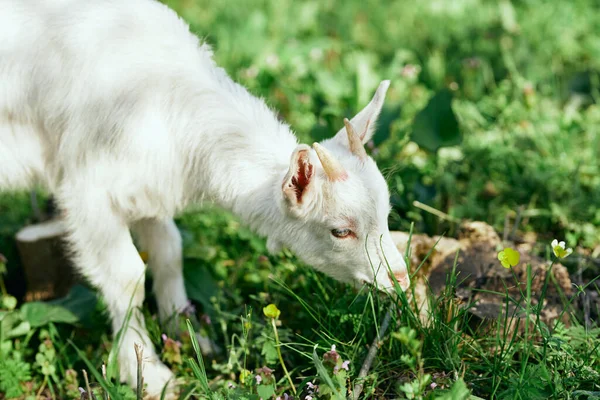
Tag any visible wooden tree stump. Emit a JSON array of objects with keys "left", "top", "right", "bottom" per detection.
[{"left": 15, "top": 218, "right": 78, "bottom": 301}]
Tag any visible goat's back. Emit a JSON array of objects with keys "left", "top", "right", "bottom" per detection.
[{"left": 0, "top": 0, "right": 223, "bottom": 213}]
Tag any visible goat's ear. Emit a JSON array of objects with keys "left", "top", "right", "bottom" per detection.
[
  {"left": 334, "top": 80, "right": 390, "bottom": 146},
  {"left": 282, "top": 144, "right": 317, "bottom": 216}
]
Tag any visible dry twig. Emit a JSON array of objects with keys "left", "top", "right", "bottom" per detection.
[
  {"left": 81, "top": 369, "right": 94, "bottom": 400},
  {"left": 350, "top": 309, "right": 393, "bottom": 400},
  {"left": 134, "top": 343, "right": 144, "bottom": 400}
]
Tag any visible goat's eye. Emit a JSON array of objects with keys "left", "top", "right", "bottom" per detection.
[{"left": 331, "top": 228, "right": 352, "bottom": 238}]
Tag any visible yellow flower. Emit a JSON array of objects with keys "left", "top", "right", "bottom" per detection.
[
  {"left": 239, "top": 369, "right": 251, "bottom": 383},
  {"left": 551, "top": 239, "right": 573, "bottom": 259},
  {"left": 497, "top": 247, "right": 520, "bottom": 268},
  {"left": 263, "top": 304, "right": 281, "bottom": 319}
]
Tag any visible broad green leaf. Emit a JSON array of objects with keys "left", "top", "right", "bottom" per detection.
[
  {"left": 257, "top": 384, "right": 275, "bottom": 399},
  {"left": 184, "top": 264, "right": 219, "bottom": 314},
  {"left": 7, "top": 320, "right": 31, "bottom": 339},
  {"left": 261, "top": 339, "right": 278, "bottom": 365},
  {"left": 48, "top": 284, "right": 97, "bottom": 322},
  {"left": 433, "top": 378, "right": 471, "bottom": 400},
  {"left": 411, "top": 89, "right": 461, "bottom": 152},
  {"left": 21, "top": 302, "right": 78, "bottom": 328}
]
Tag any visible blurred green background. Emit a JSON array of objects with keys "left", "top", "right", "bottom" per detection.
[{"left": 163, "top": 0, "right": 600, "bottom": 248}]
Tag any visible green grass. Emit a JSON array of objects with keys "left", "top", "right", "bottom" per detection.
[{"left": 1, "top": 0, "right": 600, "bottom": 399}]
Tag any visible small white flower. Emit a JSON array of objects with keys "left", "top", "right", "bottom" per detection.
[
  {"left": 551, "top": 239, "right": 573, "bottom": 259},
  {"left": 341, "top": 360, "right": 350, "bottom": 371}
]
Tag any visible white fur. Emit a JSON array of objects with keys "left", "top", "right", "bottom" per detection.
[{"left": 0, "top": 0, "right": 409, "bottom": 397}]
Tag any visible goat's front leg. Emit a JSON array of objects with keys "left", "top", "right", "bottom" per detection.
[
  {"left": 132, "top": 218, "right": 216, "bottom": 355},
  {"left": 58, "top": 192, "right": 175, "bottom": 399}
]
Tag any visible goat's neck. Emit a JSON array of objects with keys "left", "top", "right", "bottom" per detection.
[{"left": 182, "top": 85, "right": 297, "bottom": 241}]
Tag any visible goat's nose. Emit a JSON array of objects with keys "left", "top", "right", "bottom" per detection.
[{"left": 389, "top": 271, "right": 410, "bottom": 291}]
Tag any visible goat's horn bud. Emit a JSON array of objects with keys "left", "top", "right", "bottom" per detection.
[
  {"left": 343, "top": 118, "right": 368, "bottom": 160},
  {"left": 312, "top": 143, "right": 348, "bottom": 181}
]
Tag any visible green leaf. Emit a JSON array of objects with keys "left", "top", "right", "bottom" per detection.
[
  {"left": 13, "top": 285, "right": 97, "bottom": 330},
  {"left": 48, "top": 284, "right": 97, "bottom": 322},
  {"left": 0, "top": 311, "right": 31, "bottom": 339},
  {"left": 411, "top": 89, "right": 461, "bottom": 152},
  {"left": 184, "top": 264, "right": 219, "bottom": 314},
  {"left": 257, "top": 384, "right": 275, "bottom": 399},
  {"left": 448, "top": 379, "right": 471, "bottom": 399},
  {"left": 312, "top": 345, "right": 343, "bottom": 399},
  {"left": 21, "top": 302, "right": 79, "bottom": 328},
  {"left": 261, "top": 339, "right": 278, "bottom": 365},
  {"left": 433, "top": 378, "right": 471, "bottom": 400}
]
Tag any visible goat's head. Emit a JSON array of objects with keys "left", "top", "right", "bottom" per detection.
[{"left": 274, "top": 80, "right": 410, "bottom": 294}]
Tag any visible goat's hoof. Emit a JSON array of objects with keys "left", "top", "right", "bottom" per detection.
[{"left": 141, "top": 361, "right": 178, "bottom": 400}]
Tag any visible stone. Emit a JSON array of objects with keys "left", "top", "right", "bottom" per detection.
[{"left": 391, "top": 221, "right": 572, "bottom": 335}]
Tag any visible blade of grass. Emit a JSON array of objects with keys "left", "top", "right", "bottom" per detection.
[
  {"left": 312, "top": 344, "right": 341, "bottom": 397},
  {"left": 185, "top": 319, "right": 212, "bottom": 396},
  {"left": 68, "top": 339, "right": 121, "bottom": 399}
]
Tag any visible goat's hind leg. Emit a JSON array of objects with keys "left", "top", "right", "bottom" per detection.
[{"left": 57, "top": 189, "right": 176, "bottom": 399}]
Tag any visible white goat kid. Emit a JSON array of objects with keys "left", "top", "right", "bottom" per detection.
[{"left": 0, "top": 0, "right": 410, "bottom": 397}]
